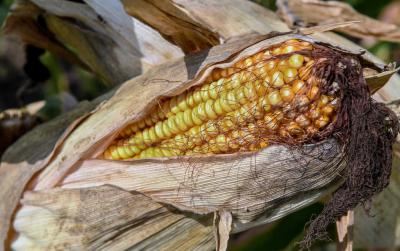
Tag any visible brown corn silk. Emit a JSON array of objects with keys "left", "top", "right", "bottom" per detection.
[{"left": 103, "top": 39, "right": 339, "bottom": 160}]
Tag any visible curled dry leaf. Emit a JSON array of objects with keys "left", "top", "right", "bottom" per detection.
[{"left": 276, "top": 0, "right": 400, "bottom": 43}]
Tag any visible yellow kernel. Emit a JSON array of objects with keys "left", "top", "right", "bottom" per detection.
[
  {"left": 283, "top": 45, "right": 296, "bottom": 54},
  {"left": 186, "top": 92, "right": 195, "bottom": 107},
  {"left": 315, "top": 115, "right": 330, "bottom": 129},
  {"left": 183, "top": 109, "right": 194, "bottom": 128},
  {"left": 167, "top": 116, "right": 181, "bottom": 134},
  {"left": 283, "top": 68, "right": 298, "bottom": 83},
  {"left": 177, "top": 93, "right": 188, "bottom": 111},
  {"left": 200, "top": 84, "right": 211, "bottom": 102},
  {"left": 219, "top": 93, "right": 234, "bottom": 113},
  {"left": 322, "top": 105, "right": 334, "bottom": 115},
  {"left": 216, "top": 134, "right": 229, "bottom": 152},
  {"left": 191, "top": 107, "right": 204, "bottom": 126},
  {"left": 117, "top": 147, "right": 130, "bottom": 159},
  {"left": 244, "top": 82, "right": 257, "bottom": 100},
  {"left": 271, "top": 71, "right": 284, "bottom": 87},
  {"left": 259, "top": 96, "right": 271, "bottom": 112},
  {"left": 129, "top": 145, "right": 141, "bottom": 155},
  {"left": 148, "top": 127, "right": 158, "bottom": 142},
  {"left": 277, "top": 60, "right": 289, "bottom": 71},
  {"left": 272, "top": 47, "right": 282, "bottom": 55},
  {"left": 204, "top": 99, "right": 218, "bottom": 119},
  {"left": 235, "top": 86, "right": 247, "bottom": 105},
  {"left": 292, "top": 80, "right": 306, "bottom": 94},
  {"left": 259, "top": 141, "right": 268, "bottom": 148},
  {"left": 162, "top": 120, "right": 173, "bottom": 138},
  {"left": 288, "top": 54, "right": 304, "bottom": 69},
  {"left": 205, "top": 121, "right": 219, "bottom": 139},
  {"left": 226, "top": 91, "right": 240, "bottom": 110},
  {"left": 308, "top": 107, "right": 321, "bottom": 120},
  {"left": 244, "top": 58, "right": 253, "bottom": 67},
  {"left": 175, "top": 112, "right": 189, "bottom": 131},
  {"left": 170, "top": 97, "right": 181, "bottom": 114},
  {"left": 153, "top": 148, "right": 164, "bottom": 157},
  {"left": 267, "top": 91, "right": 282, "bottom": 106},
  {"left": 307, "top": 85, "right": 319, "bottom": 100},
  {"left": 193, "top": 88, "right": 203, "bottom": 104},
  {"left": 280, "top": 85, "right": 294, "bottom": 102},
  {"left": 213, "top": 99, "right": 225, "bottom": 115},
  {"left": 318, "top": 95, "right": 330, "bottom": 107},
  {"left": 255, "top": 80, "right": 267, "bottom": 96},
  {"left": 265, "top": 60, "right": 276, "bottom": 72}
]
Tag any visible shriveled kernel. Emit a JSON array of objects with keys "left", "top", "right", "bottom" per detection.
[
  {"left": 295, "top": 114, "right": 311, "bottom": 128},
  {"left": 294, "top": 95, "right": 310, "bottom": 110},
  {"left": 315, "top": 115, "right": 330, "bottom": 129},
  {"left": 287, "top": 122, "right": 303, "bottom": 135}
]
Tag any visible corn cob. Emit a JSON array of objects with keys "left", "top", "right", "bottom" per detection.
[{"left": 103, "top": 40, "right": 338, "bottom": 160}]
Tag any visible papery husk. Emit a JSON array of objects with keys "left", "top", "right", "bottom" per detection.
[
  {"left": 2, "top": 1, "right": 400, "bottom": 251},
  {"left": 2, "top": 32, "right": 395, "bottom": 251},
  {"left": 276, "top": 0, "right": 400, "bottom": 43},
  {"left": 12, "top": 186, "right": 215, "bottom": 251}
]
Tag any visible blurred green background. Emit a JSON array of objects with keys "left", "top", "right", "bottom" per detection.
[{"left": 1, "top": 0, "right": 399, "bottom": 250}]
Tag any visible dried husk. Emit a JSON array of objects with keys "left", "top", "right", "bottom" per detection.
[
  {"left": 276, "top": 0, "right": 400, "bottom": 43},
  {"left": 2, "top": 1, "right": 400, "bottom": 251},
  {"left": 1, "top": 32, "right": 396, "bottom": 251}
]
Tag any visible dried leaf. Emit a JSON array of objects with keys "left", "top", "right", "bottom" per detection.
[
  {"left": 12, "top": 186, "right": 214, "bottom": 251},
  {"left": 122, "top": 0, "right": 220, "bottom": 53},
  {"left": 276, "top": 0, "right": 400, "bottom": 43}
]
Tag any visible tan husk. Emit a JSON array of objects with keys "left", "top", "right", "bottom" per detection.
[{"left": 3, "top": 32, "right": 392, "bottom": 250}]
